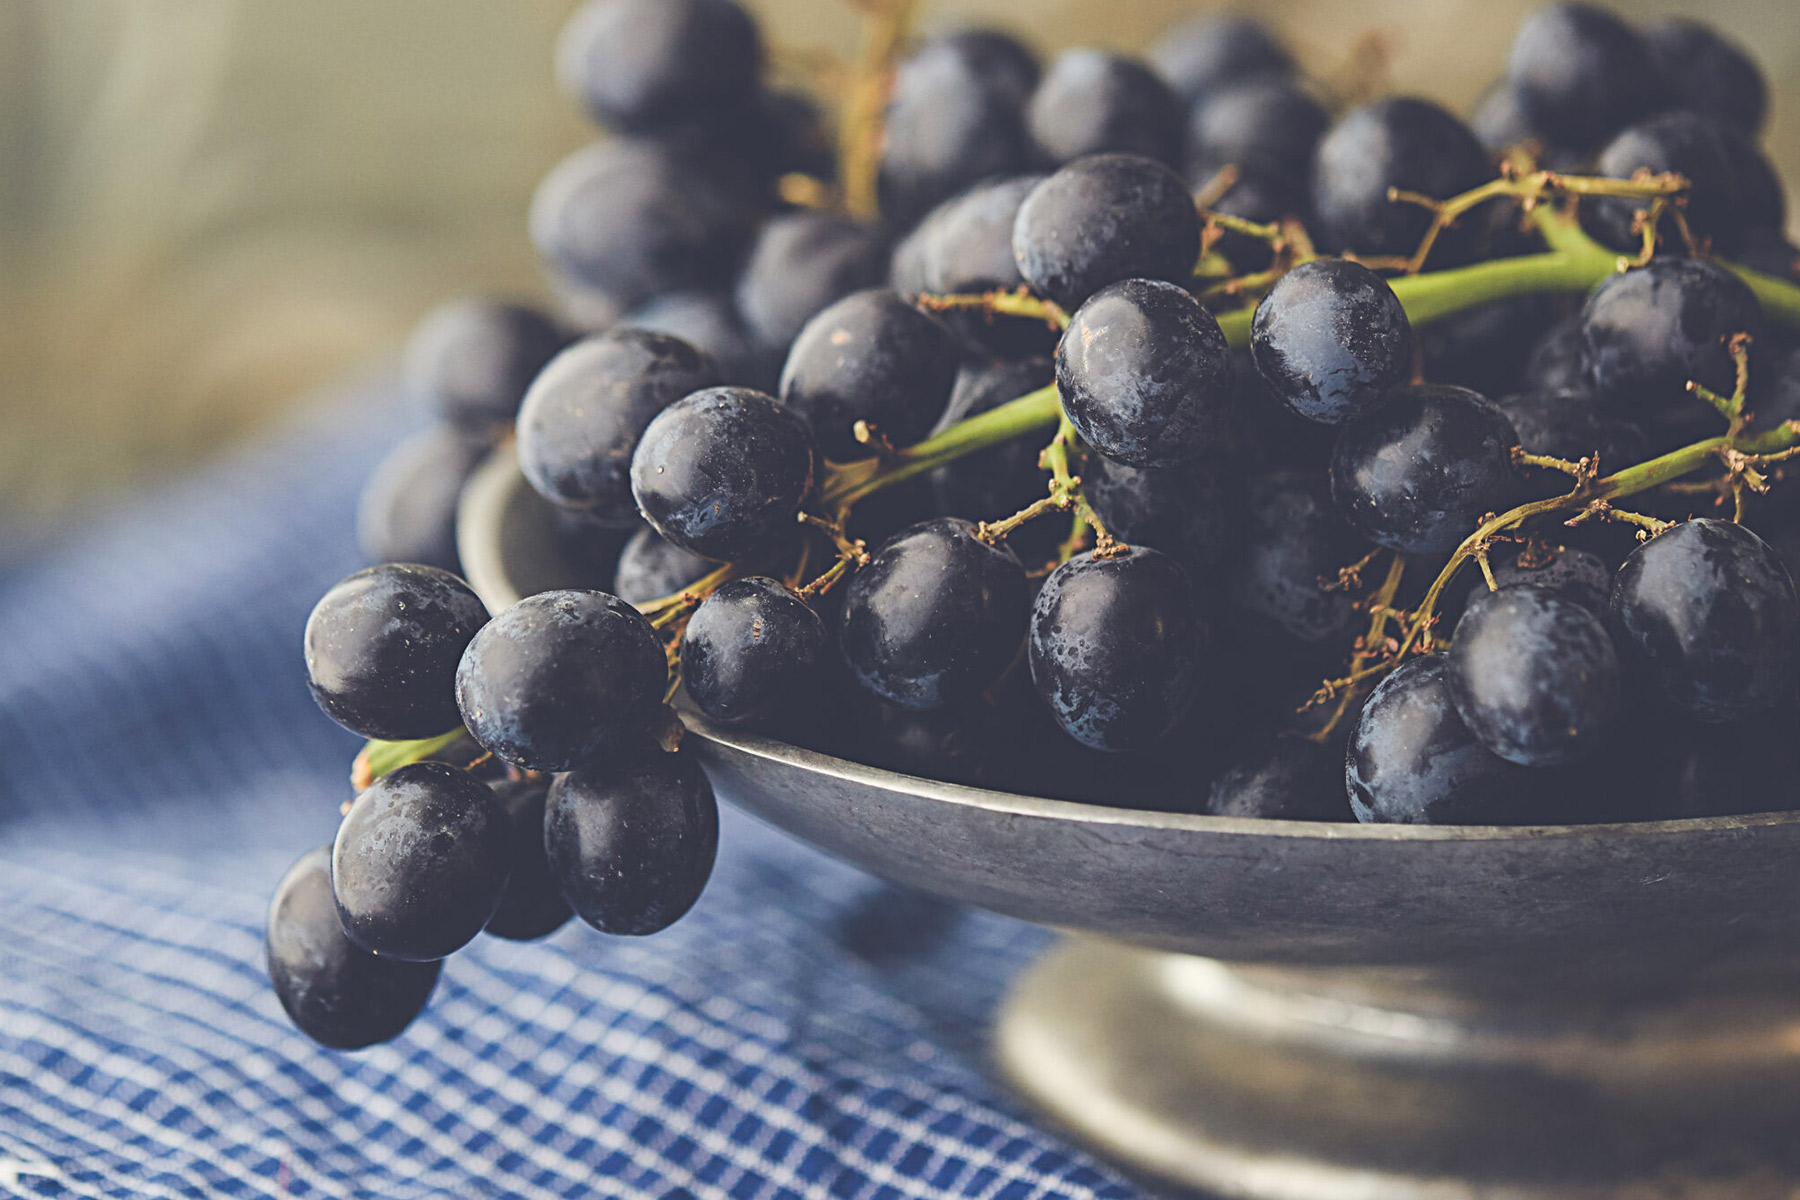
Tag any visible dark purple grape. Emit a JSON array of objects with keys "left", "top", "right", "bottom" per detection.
[
  {"left": 1057, "top": 279, "right": 1233, "bottom": 468},
  {"left": 1493, "top": 387, "right": 1649, "bottom": 471},
  {"left": 839, "top": 518, "right": 1028, "bottom": 711},
  {"left": 555, "top": 0, "right": 762, "bottom": 133},
  {"left": 927, "top": 358, "right": 1054, "bottom": 521},
  {"left": 455, "top": 590, "right": 666, "bottom": 770},
  {"left": 1714, "top": 124, "right": 1787, "bottom": 241},
  {"left": 531, "top": 139, "right": 763, "bottom": 310},
  {"left": 890, "top": 175, "right": 1053, "bottom": 358},
  {"left": 1489, "top": 543, "right": 1612, "bottom": 614},
  {"left": 1586, "top": 112, "right": 1740, "bottom": 252},
  {"left": 734, "top": 213, "right": 888, "bottom": 355},
  {"left": 1185, "top": 78, "right": 1326, "bottom": 195},
  {"left": 1644, "top": 17, "right": 1767, "bottom": 135},
  {"left": 544, "top": 748, "right": 718, "bottom": 936},
  {"left": 331, "top": 762, "right": 510, "bottom": 961},
  {"left": 1330, "top": 384, "right": 1523, "bottom": 554},
  {"left": 1309, "top": 97, "right": 1490, "bottom": 262},
  {"left": 622, "top": 289, "right": 776, "bottom": 391},
  {"left": 1206, "top": 736, "right": 1348, "bottom": 820},
  {"left": 357, "top": 427, "right": 487, "bottom": 574},
  {"left": 1029, "top": 546, "right": 1205, "bottom": 752},
  {"left": 779, "top": 289, "right": 960, "bottom": 460},
  {"left": 1609, "top": 518, "right": 1799, "bottom": 723},
  {"left": 1446, "top": 584, "right": 1621, "bottom": 766},
  {"left": 1346, "top": 656, "right": 1534, "bottom": 824},
  {"left": 1523, "top": 316, "right": 1588, "bottom": 393},
  {"left": 1470, "top": 79, "right": 1542, "bottom": 160},
  {"left": 1734, "top": 230, "right": 1800, "bottom": 283},
  {"left": 304, "top": 564, "right": 489, "bottom": 741},
  {"left": 1012, "top": 154, "right": 1201, "bottom": 312},
  {"left": 1581, "top": 258, "right": 1764, "bottom": 419},
  {"left": 1026, "top": 49, "right": 1184, "bottom": 168},
  {"left": 1148, "top": 15, "right": 1292, "bottom": 106},
  {"left": 928, "top": 28, "right": 1040, "bottom": 106},
  {"left": 1084, "top": 454, "right": 1241, "bottom": 576},
  {"left": 1506, "top": 3, "right": 1658, "bottom": 153},
  {"left": 1232, "top": 470, "right": 1367, "bottom": 643},
  {"left": 267, "top": 847, "right": 440, "bottom": 1050},
  {"left": 516, "top": 330, "right": 720, "bottom": 522},
  {"left": 483, "top": 777, "right": 573, "bottom": 942},
  {"left": 1418, "top": 295, "right": 1571, "bottom": 397},
  {"left": 682, "top": 576, "right": 825, "bottom": 726},
  {"left": 613, "top": 526, "right": 714, "bottom": 606},
  {"left": 402, "top": 300, "right": 566, "bottom": 434},
  {"left": 1250, "top": 257, "right": 1413, "bottom": 426}
]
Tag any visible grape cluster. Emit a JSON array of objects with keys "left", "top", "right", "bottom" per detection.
[{"left": 282, "top": 0, "right": 1800, "bottom": 1049}]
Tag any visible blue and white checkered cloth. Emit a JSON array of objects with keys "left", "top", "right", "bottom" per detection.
[{"left": 0, "top": 381, "right": 1148, "bottom": 1200}]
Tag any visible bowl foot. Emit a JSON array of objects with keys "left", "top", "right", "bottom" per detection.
[{"left": 996, "top": 938, "right": 1800, "bottom": 1199}]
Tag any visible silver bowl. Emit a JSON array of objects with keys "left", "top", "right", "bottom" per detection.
[{"left": 460, "top": 444, "right": 1800, "bottom": 1200}]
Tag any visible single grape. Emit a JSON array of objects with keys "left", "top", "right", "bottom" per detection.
[
  {"left": 1586, "top": 112, "right": 1740, "bottom": 252},
  {"left": 1523, "top": 316, "right": 1589, "bottom": 393},
  {"left": 266, "top": 846, "right": 440, "bottom": 1050},
  {"left": 331, "top": 762, "right": 510, "bottom": 961},
  {"left": 1057, "top": 278, "right": 1233, "bottom": 468},
  {"left": 928, "top": 28, "right": 1040, "bottom": 106},
  {"left": 1609, "top": 518, "right": 1799, "bottom": 723},
  {"left": 630, "top": 387, "right": 818, "bottom": 561},
  {"left": 1309, "top": 97, "right": 1490, "bottom": 262},
  {"left": 544, "top": 748, "right": 719, "bottom": 936},
  {"left": 1084, "top": 454, "right": 1242, "bottom": 577},
  {"left": 682, "top": 576, "right": 826, "bottom": 726},
  {"left": 483, "top": 777, "right": 574, "bottom": 941},
  {"left": 517, "top": 330, "right": 720, "bottom": 522},
  {"left": 839, "top": 518, "right": 1029, "bottom": 711},
  {"left": 555, "top": 0, "right": 762, "bottom": 132},
  {"left": 1643, "top": 17, "right": 1766, "bottom": 135},
  {"left": 1714, "top": 124, "right": 1787, "bottom": 240},
  {"left": 456, "top": 589, "right": 667, "bottom": 770},
  {"left": 890, "top": 175, "right": 1052, "bottom": 358},
  {"left": 1346, "top": 656, "right": 1533, "bottom": 824},
  {"left": 1329, "top": 385, "right": 1523, "bottom": 554},
  {"left": 402, "top": 300, "right": 566, "bottom": 435},
  {"left": 1470, "top": 79, "right": 1541, "bottom": 161},
  {"left": 1250, "top": 257, "right": 1413, "bottom": 426},
  {"left": 1488, "top": 544, "right": 1612, "bottom": 614},
  {"left": 1417, "top": 296, "right": 1570, "bottom": 398},
  {"left": 1493, "top": 387, "right": 1649, "bottom": 471},
  {"left": 1185, "top": 78, "right": 1326, "bottom": 195},
  {"left": 1029, "top": 546, "right": 1206, "bottom": 752},
  {"left": 1148, "top": 15, "right": 1292, "bottom": 106},
  {"left": 621, "top": 289, "right": 776, "bottom": 392},
  {"left": 1581, "top": 258, "right": 1764, "bottom": 419},
  {"left": 1206, "top": 736, "right": 1348, "bottom": 820},
  {"left": 356, "top": 427, "right": 488, "bottom": 574},
  {"left": 1026, "top": 49, "right": 1184, "bottom": 167},
  {"left": 304, "top": 564, "right": 488, "bottom": 741},
  {"left": 1506, "top": 3, "right": 1658, "bottom": 153},
  {"left": 1012, "top": 154, "right": 1201, "bottom": 312},
  {"left": 927, "top": 358, "right": 1055, "bottom": 523},
  {"left": 734, "top": 213, "right": 888, "bottom": 355},
  {"left": 779, "top": 289, "right": 960, "bottom": 461},
  {"left": 613, "top": 526, "right": 714, "bottom": 606},
  {"left": 1446, "top": 584, "right": 1621, "bottom": 766},
  {"left": 1231, "top": 470, "right": 1367, "bottom": 644}
]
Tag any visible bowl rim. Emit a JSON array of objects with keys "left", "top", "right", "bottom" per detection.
[{"left": 459, "top": 442, "right": 1800, "bottom": 846}]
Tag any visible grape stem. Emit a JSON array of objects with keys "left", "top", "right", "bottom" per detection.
[
  {"left": 837, "top": 0, "right": 918, "bottom": 219},
  {"left": 915, "top": 287, "right": 1069, "bottom": 329},
  {"left": 1307, "top": 552, "right": 1406, "bottom": 743}
]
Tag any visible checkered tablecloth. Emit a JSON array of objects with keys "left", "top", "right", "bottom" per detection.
[{"left": 0, "top": 381, "right": 1146, "bottom": 1200}]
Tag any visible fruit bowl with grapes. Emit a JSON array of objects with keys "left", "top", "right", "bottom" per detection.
[{"left": 285, "top": 0, "right": 1800, "bottom": 1195}]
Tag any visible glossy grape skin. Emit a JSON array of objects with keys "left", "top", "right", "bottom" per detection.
[
  {"left": 483, "top": 777, "right": 573, "bottom": 942},
  {"left": 1329, "top": 385, "right": 1523, "bottom": 555},
  {"left": 890, "top": 175, "right": 1052, "bottom": 358},
  {"left": 1489, "top": 544, "right": 1612, "bottom": 614},
  {"left": 531, "top": 139, "right": 762, "bottom": 310},
  {"left": 555, "top": 0, "right": 761, "bottom": 133},
  {"left": 612, "top": 527, "right": 714, "bottom": 606},
  {"left": 456, "top": 590, "right": 666, "bottom": 771},
  {"left": 356, "top": 427, "right": 487, "bottom": 574},
  {"left": 1493, "top": 388, "right": 1648, "bottom": 472},
  {"left": 779, "top": 290, "right": 960, "bottom": 461},
  {"left": 734, "top": 213, "right": 888, "bottom": 356},
  {"left": 1643, "top": 18, "right": 1766, "bottom": 135},
  {"left": 1232, "top": 470, "right": 1367, "bottom": 644},
  {"left": 682, "top": 576, "right": 825, "bottom": 726},
  {"left": 1250, "top": 258, "right": 1413, "bottom": 426},
  {"left": 1609, "top": 519, "right": 1800, "bottom": 723},
  {"left": 1012, "top": 154, "right": 1201, "bottom": 312},
  {"left": 1085, "top": 455, "right": 1241, "bottom": 577},
  {"left": 304, "top": 564, "right": 488, "bottom": 741},
  {"left": 1026, "top": 49, "right": 1184, "bottom": 168},
  {"left": 1446, "top": 585, "right": 1621, "bottom": 767},
  {"left": 927, "top": 358, "right": 1054, "bottom": 522},
  {"left": 517, "top": 330, "right": 720, "bottom": 523},
  {"left": 630, "top": 387, "right": 818, "bottom": 561},
  {"left": 1030, "top": 547, "right": 1205, "bottom": 752},
  {"left": 621, "top": 290, "right": 776, "bottom": 391},
  {"left": 1346, "top": 656, "right": 1532, "bottom": 825},
  {"left": 839, "top": 518, "right": 1028, "bottom": 712},
  {"left": 1581, "top": 259, "right": 1764, "bottom": 420},
  {"left": 1506, "top": 3, "right": 1657, "bottom": 153},
  {"left": 1309, "top": 98, "right": 1490, "bottom": 262},
  {"left": 1057, "top": 279, "right": 1233, "bottom": 469},
  {"left": 1185, "top": 79, "right": 1326, "bottom": 195},
  {"left": 267, "top": 847, "right": 440, "bottom": 1050},
  {"left": 1148, "top": 15, "right": 1292, "bottom": 106},
  {"left": 544, "top": 749, "right": 719, "bottom": 936},
  {"left": 1206, "top": 737, "right": 1348, "bottom": 821},
  {"left": 402, "top": 300, "right": 567, "bottom": 434},
  {"left": 331, "top": 762, "right": 510, "bottom": 961},
  {"left": 1586, "top": 113, "right": 1740, "bottom": 253}
]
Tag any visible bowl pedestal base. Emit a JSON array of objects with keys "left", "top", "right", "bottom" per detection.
[{"left": 996, "top": 939, "right": 1800, "bottom": 1199}]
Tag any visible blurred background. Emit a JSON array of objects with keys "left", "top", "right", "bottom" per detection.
[{"left": 1, "top": 0, "right": 1796, "bottom": 556}]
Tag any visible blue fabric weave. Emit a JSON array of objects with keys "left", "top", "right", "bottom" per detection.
[{"left": 0, "top": 384, "right": 1148, "bottom": 1200}]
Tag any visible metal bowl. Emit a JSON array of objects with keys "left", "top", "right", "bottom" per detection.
[{"left": 459, "top": 444, "right": 1800, "bottom": 1200}]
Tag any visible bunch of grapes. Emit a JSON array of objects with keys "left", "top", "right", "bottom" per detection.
[{"left": 279, "top": 0, "right": 1800, "bottom": 1048}]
